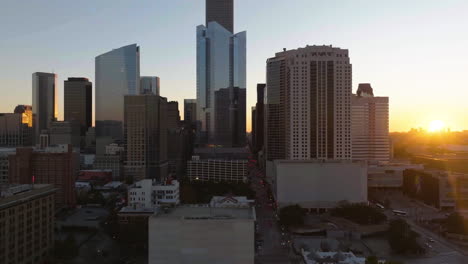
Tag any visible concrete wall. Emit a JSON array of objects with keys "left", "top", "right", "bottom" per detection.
[
  {"left": 274, "top": 160, "right": 368, "bottom": 209},
  {"left": 149, "top": 217, "right": 254, "bottom": 264}
]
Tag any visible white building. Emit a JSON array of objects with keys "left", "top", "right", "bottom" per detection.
[
  {"left": 351, "top": 84, "right": 390, "bottom": 163},
  {"left": 149, "top": 205, "right": 255, "bottom": 264},
  {"left": 187, "top": 156, "right": 247, "bottom": 183},
  {"left": 265, "top": 45, "right": 352, "bottom": 161},
  {"left": 272, "top": 160, "right": 367, "bottom": 210},
  {"left": 210, "top": 196, "right": 254, "bottom": 208},
  {"left": 127, "top": 179, "right": 179, "bottom": 208},
  {"left": 368, "top": 163, "right": 424, "bottom": 188}
]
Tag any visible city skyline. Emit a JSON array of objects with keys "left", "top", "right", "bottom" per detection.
[{"left": 1, "top": 0, "right": 468, "bottom": 132}]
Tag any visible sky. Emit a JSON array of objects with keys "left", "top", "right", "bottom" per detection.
[{"left": 1, "top": 0, "right": 467, "bottom": 132}]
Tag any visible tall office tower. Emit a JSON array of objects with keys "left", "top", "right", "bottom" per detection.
[
  {"left": 251, "top": 106, "right": 256, "bottom": 149},
  {"left": 8, "top": 145, "right": 78, "bottom": 209},
  {"left": 214, "top": 87, "right": 246, "bottom": 147},
  {"left": 32, "top": 72, "right": 58, "bottom": 145},
  {"left": 0, "top": 184, "right": 56, "bottom": 264},
  {"left": 197, "top": 2, "right": 246, "bottom": 145},
  {"left": 95, "top": 44, "right": 140, "bottom": 154},
  {"left": 124, "top": 95, "right": 168, "bottom": 181},
  {"left": 0, "top": 106, "right": 33, "bottom": 147},
  {"left": 254, "top": 83, "right": 265, "bottom": 153},
  {"left": 206, "top": 0, "right": 234, "bottom": 33},
  {"left": 64, "top": 77, "right": 92, "bottom": 136},
  {"left": 351, "top": 83, "right": 390, "bottom": 163},
  {"left": 184, "top": 99, "right": 197, "bottom": 124},
  {"left": 140, "top": 76, "right": 160, "bottom": 95},
  {"left": 265, "top": 45, "right": 352, "bottom": 161},
  {"left": 167, "top": 101, "right": 180, "bottom": 130}
]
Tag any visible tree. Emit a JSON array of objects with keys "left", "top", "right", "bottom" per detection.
[
  {"left": 331, "top": 203, "right": 387, "bottom": 225},
  {"left": 445, "top": 212, "right": 466, "bottom": 234},
  {"left": 366, "top": 256, "right": 378, "bottom": 264},
  {"left": 279, "top": 204, "right": 306, "bottom": 227},
  {"left": 387, "top": 219, "right": 425, "bottom": 255}
]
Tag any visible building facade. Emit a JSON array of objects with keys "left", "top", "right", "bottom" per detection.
[
  {"left": 253, "top": 83, "right": 265, "bottom": 153},
  {"left": 127, "top": 179, "right": 180, "bottom": 208},
  {"left": 272, "top": 160, "right": 367, "bottom": 210},
  {"left": 187, "top": 156, "right": 247, "bottom": 183},
  {"left": 265, "top": 45, "right": 352, "bottom": 161},
  {"left": 64, "top": 77, "right": 92, "bottom": 136},
  {"left": 0, "top": 148, "right": 15, "bottom": 183},
  {"left": 184, "top": 99, "right": 197, "bottom": 124},
  {"left": 49, "top": 120, "right": 81, "bottom": 148},
  {"left": 214, "top": 86, "right": 246, "bottom": 147},
  {"left": 196, "top": 1, "right": 246, "bottom": 145},
  {"left": 124, "top": 95, "right": 168, "bottom": 181},
  {"left": 8, "top": 145, "right": 78, "bottom": 209},
  {"left": 148, "top": 205, "right": 255, "bottom": 264},
  {"left": 351, "top": 83, "right": 390, "bottom": 163},
  {"left": 32, "top": 72, "right": 57, "bottom": 145},
  {"left": 95, "top": 44, "right": 140, "bottom": 154},
  {"left": 0, "top": 184, "right": 56, "bottom": 264},
  {"left": 0, "top": 112, "right": 33, "bottom": 147},
  {"left": 140, "top": 76, "right": 160, "bottom": 95}
]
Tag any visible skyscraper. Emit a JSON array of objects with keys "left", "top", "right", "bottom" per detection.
[
  {"left": 140, "top": 76, "right": 160, "bottom": 95},
  {"left": 167, "top": 101, "right": 180, "bottom": 130},
  {"left": 0, "top": 105, "right": 33, "bottom": 147},
  {"left": 124, "top": 95, "right": 168, "bottom": 181},
  {"left": 197, "top": 0, "right": 246, "bottom": 145},
  {"left": 32, "top": 72, "right": 57, "bottom": 145},
  {"left": 64, "top": 77, "right": 92, "bottom": 136},
  {"left": 206, "top": 0, "right": 234, "bottom": 33},
  {"left": 253, "top": 84, "right": 265, "bottom": 153},
  {"left": 184, "top": 99, "right": 197, "bottom": 124},
  {"left": 351, "top": 83, "right": 390, "bottom": 163},
  {"left": 265, "top": 45, "right": 352, "bottom": 161},
  {"left": 214, "top": 86, "right": 246, "bottom": 147},
  {"left": 95, "top": 44, "right": 140, "bottom": 154}
]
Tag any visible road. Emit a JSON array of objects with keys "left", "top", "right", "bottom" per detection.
[{"left": 248, "top": 164, "right": 302, "bottom": 264}]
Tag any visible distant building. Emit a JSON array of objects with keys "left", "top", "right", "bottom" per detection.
[
  {"left": 184, "top": 99, "right": 197, "bottom": 124},
  {"left": 301, "top": 249, "right": 366, "bottom": 264},
  {"left": 32, "top": 72, "right": 58, "bottom": 145},
  {"left": 272, "top": 160, "right": 367, "bottom": 210},
  {"left": 187, "top": 156, "right": 247, "bottom": 183},
  {"left": 94, "top": 144, "right": 124, "bottom": 181},
  {"left": 214, "top": 86, "right": 246, "bottom": 147},
  {"left": 368, "top": 163, "right": 424, "bottom": 188},
  {"left": 252, "top": 83, "right": 265, "bottom": 153},
  {"left": 351, "top": 83, "right": 390, "bottom": 163},
  {"left": 148, "top": 205, "right": 255, "bottom": 264},
  {"left": 140, "top": 76, "right": 160, "bottom": 95},
  {"left": 124, "top": 95, "right": 168, "bottom": 181},
  {"left": 210, "top": 196, "right": 254, "bottom": 208},
  {"left": 95, "top": 44, "right": 140, "bottom": 154},
  {"left": 265, "top": 46, "right": 352, "bottom": 161},
  {"left": 127, "top": 179, "right": 180, "bottom": 208},
  {"left": 64, "top": 77, "right": 92, "bottom": 136},
  {"left": 167, "top": 101, "right": 180, "bottom": 130},
  {"left": 8, "top": 145, "right": 78, "bottom": 209},
  {"left": 206, "top": 0, "right": 234, "bottom": 33},
  {"left": 0, "top": 184, "right": 56, "bottom": 264},
  {"left": 0, "top": 111, "right": 33, "bottom": 147},
  {"left": 49, "top": 120, "right": 81, "bottom": 148},
  {"left": 194, "top": 147, "right": 249, "bottom": 160},
  {"left": 77, "top": 170, "right": 113, "bottom": 185},
  {"left": 0, "top": 148, "right": 15, "bottom": 183}
]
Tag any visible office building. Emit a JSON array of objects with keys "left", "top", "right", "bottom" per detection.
[
  {"left": 49, "top": 120, "right": 81, "bottom": 148},
  {"left": 64, "top": 77, "right": 92, "bottom": 135},
  {"left": 14, "top": 104, "right": 33, "bottom": 126},
  {"left": 265, "top": 45, "right": 352, "bottom": 161},
  {"left": 127, "top": 179, "right": 180, "bottom": 208},
  {"left": 272, "top": 160, "right": 367, "bottom": 210},
  {"left": 214, "top": 86, "right": 246, "bottom": 147},
  {"left": 8, "top": 145, "right": 78, "bottom": 209},
  {"left": 197, "top": 0, "right": 246, "bottom": 145},
  {"left": 167, "top": 101, "right": 180, "bottom": 130},
  {"left": 184, "top": 99, "right": 197, "bottom": 124},
  {"left": 124, "top": 95, "right": 168, "bottom": 181},
  {"left": 251, "top": 106, "right": 256, "bottom": 148},
  {"left": 0, "top": 184, "right": 56, "bottom": 264},
  {"left": 94, "top": 155, "right": 123, "bottom": 181},
  {"left": 140, "top": 76, "right": 160, "bottom": 95},
  {"left": 148, "top": 205, "right": 255, "bottom": 264},
  {"left": 0, "top": 111, "right": 33, "bottom": 147},
  {"left": 351, "top": 83, "right": 390, "bottom": 163},
  {"left": 253, "top": 83, "right": 265, "bottom": 153},
  {"left": 32, "top": 72, "right": 57, "bottom": 145},
  {"left": 187, "top": 156, "right": 247, "bottom": 183},
  {"left": 206, "top": 0, "right": 234, "bottom": 33},
  {"left": 368, "top": 163, "right": 424, "bottom": 188},
  {"left": 95, "top": 44, "right": 140, "bottom": 154},
  {"left": 0, "top": 148, "right": 15, "bottom": 183}
]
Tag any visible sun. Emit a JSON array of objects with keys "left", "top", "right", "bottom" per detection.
[{"left": 428, "top": 120, "right": 445, "bottom": 132}]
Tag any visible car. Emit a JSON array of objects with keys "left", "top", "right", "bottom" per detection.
[{"left": 428, "top": 237, "right": 435, "bottom": 243}]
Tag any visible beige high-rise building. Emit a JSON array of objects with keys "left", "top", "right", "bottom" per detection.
[
  {"left": 0, "top": 184, "right": 56, "bottom": 264},
  {"left": 351, "top": 84, "right": 390, "bottom": 163},
  {"left": 265, "top": 45, "right": 352, "bottom": 161},
  {"left": 124, "top": 95, "right": 168, "bottom": 181}
]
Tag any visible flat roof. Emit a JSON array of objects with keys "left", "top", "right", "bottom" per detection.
[
  {"left": 150, "top": 205, "right": 255, "bottom": 221},
  {"left": 0, "top": 184, "right": 56, "bottom": 210}
]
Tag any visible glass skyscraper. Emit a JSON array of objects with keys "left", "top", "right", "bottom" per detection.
[
  {"left": 196, "top": 21, "right": 246, "bottom": 145},
  {"left": 95, "top": 44, "right": 140, "bottom": 154},
  {"left": 32, "top": 72, "right": 57, "bottom": 145},
  {"left": 140, "top": 76, "right": 160, "bottom": 95}
]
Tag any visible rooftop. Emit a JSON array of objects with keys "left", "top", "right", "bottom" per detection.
[
  {"left": 150, "top": 205, "right": 255, "bottom": 221},
  {"left": 0, "top": 184, "right": 56, "bottom": 210}
]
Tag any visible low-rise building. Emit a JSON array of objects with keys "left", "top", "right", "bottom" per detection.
[
  {"left": 187, "top": 156, "right": 247, "bottom": 183},
  {"left": 272, "top": 160, "right": 368, "bottom": 210},
  {"left": 210, "top": 196, "right": 254, "bottom": 208},
  {"left": 301, "top": 249, "right": 366, "bottom": 264},
  {"left": 148, "top": 205, "right": 255, "bottom": 264},
  {"left": 0, "top": 184, "right": 56, "bottom": 264},
  {"left": 368, "top": 163, "right": 424, "bottom": 188},
  {"left": 127, "top": 179, "right": 180, "bottom": 208},
  {"left": 78, "top": 169, "right": 113, "bottom": 185}
]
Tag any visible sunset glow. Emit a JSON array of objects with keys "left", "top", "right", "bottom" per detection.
[{"left": 428, "top": 120, "right": 445, "bottom": 132}]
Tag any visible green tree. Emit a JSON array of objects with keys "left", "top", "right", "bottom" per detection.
[
  {"left": 388, "top": 219, "right": 425, "bottom": 255},
  {"left": 331, "top": 203, "right": 387, "bottom": 225},
  {"left": 279, "top": 204, "right": 305, "bottom": 227},
  {"left": 366, "top": 256, "right": 378, "bottom": 264},
  {"left": 445, "top": 212, "right": 466, "bottom": 234}
]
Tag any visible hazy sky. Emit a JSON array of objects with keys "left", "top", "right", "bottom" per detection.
[{"left": 1, "top": 0, "right": 467, "bottom": 132}]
